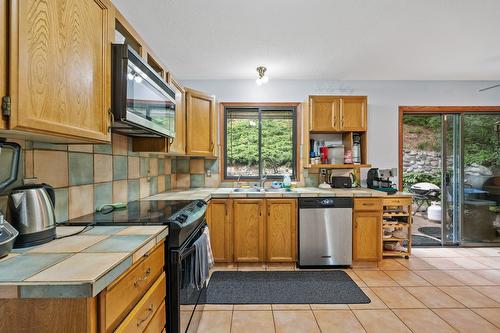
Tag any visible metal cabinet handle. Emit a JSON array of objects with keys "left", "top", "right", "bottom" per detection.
[
  {"left": 134, "top": 267, "right": 151, "bottom": 287},
  {"left": 136, "top": 304, "right": 155, "bottom": 326},
  {"left": 107, "top": 108, "right": 114, "bottom": 133}
]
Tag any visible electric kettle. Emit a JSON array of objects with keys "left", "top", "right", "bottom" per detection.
[{"left": 7, "top": 183, "right": 56, "bottom": 247}]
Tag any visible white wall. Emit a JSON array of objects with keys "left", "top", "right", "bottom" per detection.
[{"left": 181, "top": 80, "right": 500, "bottom": 180}]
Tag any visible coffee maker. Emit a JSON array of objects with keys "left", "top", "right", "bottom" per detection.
[{"left": 367, "top": 168, "right": 397, "bottom": 194}]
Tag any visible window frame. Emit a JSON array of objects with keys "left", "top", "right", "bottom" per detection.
[{"left": 222, "top": 104, "right": 298, "bottom": 181}]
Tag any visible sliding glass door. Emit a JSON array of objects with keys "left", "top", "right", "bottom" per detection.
[
  {"left": 402, "top": 111, "right": 500, "bottom": 246},
  {"left": 442, "top": 114, "right": 461, "bottom": 245},
  {"left": 461, "top": 113, "right": 500, "bottom": 245}
]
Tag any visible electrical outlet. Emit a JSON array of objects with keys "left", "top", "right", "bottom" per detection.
[{"left": 206, "top": 169, "right": 211, "bottom": 177}]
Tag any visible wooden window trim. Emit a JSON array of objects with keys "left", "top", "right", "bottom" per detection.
[
  {"left": 219, "top": 102, "right": 302, "bottom": 182},
  {"left": 398, "top": 105, "right": 500, "bottom": 190}
]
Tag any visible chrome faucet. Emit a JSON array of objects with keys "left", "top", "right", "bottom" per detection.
[
  {"left": 259, "top": 173, "right": 267, "bottom": 190},
  {"left": 235, "top": 175, "right": 242, "bottom": 188}
]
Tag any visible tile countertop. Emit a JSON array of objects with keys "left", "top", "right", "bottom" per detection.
[
  {"left": 146, "top": 187, "right": 412, "bottom": 201},
  {"left": 0, "top": 225, "right": 168, "bottom": 299}
]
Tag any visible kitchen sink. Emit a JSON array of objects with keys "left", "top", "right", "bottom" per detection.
[{"left": 231, "top": 188, "right": 292, "bottom": 193}]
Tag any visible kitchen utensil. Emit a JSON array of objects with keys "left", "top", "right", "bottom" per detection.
[
  {"left": 0, "top": 214, "right": 18, "bottom": 258},
  {"left": 7, "top": 183, "right": 57, "bottom": 248},
  {"left": 0, "top": 141, "right": 21, "bottom": 193},
  {"left": 327, "top": 145, "right": 344, "bottom": 164}
]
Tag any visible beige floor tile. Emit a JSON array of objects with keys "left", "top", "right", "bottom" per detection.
[
  {"left": 413, "top": 270, "right": 464, "bottom": 286},
  {"left": 449, "top": 257, "right": 491, "bottom": 270},
  {"left": 472, "top": 308, "right": 500, "bottom": 328},
  {"left": 475, "top": 270, "right": 500, "bottom": 284},
  {"left": 355, "top": 270, "right": 398, "bottom": 287},
  {"left": 352, "top": 309, "right": 411, "bottom": 333},
  {"left": 231, "top": 311, "right": 275, "bottom": 333},
  {"left": 310, "top": 304, "right": 349, "bottom": 310},
  {"left": 434, "top": 308, "right": 500, "bottom": 333},
  {"left": 395, "top": 257, "right": 436, "bottom": 270},
  {"left": 385, "top": 270, "right": 431, "bottom": 286},
  {"left": 471, "top": 248, "right": 500, "bottom": 257},
  {"left": 238, "top": 263, "right": 267, "bottom": 271},
  {"left": 378, "top": 259, "right": 408, "bottom": 271},
  {"left": 421, "top": 257, "right": 465, "bottom": 269},
  {"left": 349, "top": 288, "right": 388, "bottom": 310},
  {"left": 412, "top": 248, "right": 457, "bottom": 258},
  {"left": 443, "top": 270, "right": 496, "bottom": 286},
  {"left": 405, "top": 286, "right": 465, "bottom": 308},
  {"left": 439, "top": 286, "right": 500, "bottom": 308},
  {"left": 273, "top": 310, "right": 320, "bottom": 333},
  {"left": 199, "top": 304, "right": 234, "bottom": 311},
  {"left": 474, "top": 286, "right": 500, "bottom": 303},
  {"left": 393, "top": 309, "right": 456, "bottom": 333},
  {"left": 195, "top": 310, "right": 232, "bottom": 333},
  {"left": 474, "top": 257, "right": 500, "bottom": 269},
  {"left": 344, "top": 270, "right": 367, "bottom": 287},
  {"left": 371, "top": 287, "right": 426, "bottom": 309},
  {"left": 448, "top": 248, "right": 483, "bottom": 257},
  {"left": 352, "top": 261, "right": 379, "bottom": 270},
  {"left": 272, "top": 304, "right": 310, "bottom": 310},
  {"left": 314, "top": 310, "right": 365, "bottom": 333},
  {"left": 233, "top": 304, "right": 272, "bottom": 311}
]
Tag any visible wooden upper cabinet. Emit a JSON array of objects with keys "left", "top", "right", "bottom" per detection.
[
  {"left": 340, "top": 96, "right": 367, "bottom": 132},
  {"left": 309, "top": 96, "right": 340, "bottom": 132},
  {"left": 185, "top": 88, "right": 216, "bottom": 156},
  {"left": 207, "top": 199, "right": 233, "bottom": 262},
  {"left": 233, "top": 199, "right": 265, "bottom": 262},
  {"left": 266, "top": 199, "right": 297, "bottom": 262},
  {"left": 7, "top": 0, "right": 112, "bottom": 142},
  {"left": 168, "top": 78, "right": 186, "bottom": 155},
  {"left": 309, "top": 95, "right": 367, "bottom": 133}
]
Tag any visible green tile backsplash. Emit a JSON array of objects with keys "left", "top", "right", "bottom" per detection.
[{"left": 0, "top": 135, "right": 220, "bottom": 221}]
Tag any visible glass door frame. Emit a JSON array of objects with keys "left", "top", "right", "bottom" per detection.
[{"left": 398, "top": 106, "right": 500, "bottom": 247}]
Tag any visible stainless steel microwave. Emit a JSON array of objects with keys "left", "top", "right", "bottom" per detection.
[{"left": 111, "top": 44, "right": 176, "bottom": 138}]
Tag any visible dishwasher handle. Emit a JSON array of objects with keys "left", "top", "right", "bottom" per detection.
[{"left": 298, "top": 197, "right": 353, "bottom": 209}]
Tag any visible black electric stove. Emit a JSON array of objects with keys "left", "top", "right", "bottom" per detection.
[{"left": 63, "top": 199, "right": 208, "bottom": 333}]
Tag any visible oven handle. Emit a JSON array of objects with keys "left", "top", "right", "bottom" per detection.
[{"left": 180, "top": 244, "right": 196, "bottom": 261}]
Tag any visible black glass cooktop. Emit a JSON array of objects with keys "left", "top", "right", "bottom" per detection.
[{"left": 63, "top": 200, "right": 193, "bottom": 226}]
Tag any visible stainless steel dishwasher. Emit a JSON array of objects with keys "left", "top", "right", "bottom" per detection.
[{"left": 298, "top": 197, "right": 353, "bottom": 267}]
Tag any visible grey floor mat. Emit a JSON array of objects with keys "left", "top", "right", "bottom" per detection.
[{"left": 198, "top": 271, "right": 370, "bottom": 304}]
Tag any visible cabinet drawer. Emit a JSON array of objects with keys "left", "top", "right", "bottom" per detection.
[
  {"left": 354, "top": 198, "right": 382, "bottom": 211},
  {"left": 103, "top": 243, "right": 164, "bottom": 331},
  {"left": 144, "top": 301, "right": 166, "bottom": 333},
  {"left": 382, "top": 197, "right": 412, "bottom": 206},
  {"left": 115, "top": 273, "right": 166, "bottom": 333}
]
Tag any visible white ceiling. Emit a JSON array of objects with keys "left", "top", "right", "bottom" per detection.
[{"left": 112, "top": 0, "right": 500, "bottom": 80}]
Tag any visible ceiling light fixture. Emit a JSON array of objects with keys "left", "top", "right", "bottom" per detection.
[{"left": 255, "top": 66, "right": 269, "bottom": 85}]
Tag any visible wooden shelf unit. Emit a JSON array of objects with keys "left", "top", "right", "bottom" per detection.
[
  {"left": 304, "top": 164, "right": 372, "bottom": 169},
  {"left": 382, "top": 197, "right": 413, "bottom": 259}
]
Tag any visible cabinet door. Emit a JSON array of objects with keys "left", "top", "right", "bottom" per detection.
[
  {"left": 0, "top": 0, "right": 7, "bottom": 129},
  {"left": 266, "top": 199, "right": 297, "bottom": 262},
  {"left": 340, "top": 96, "right": 367, "bottom": 132},
  {"left": 9, "top": 0, "right": 112, "bottom": 142},
  {"left": 233, "top": 199, "right": 265, "bottom": 262},
  {"left": 207, "top": 199, "right": 232, "bottom": 262},
  {"left": 168, "top": 78, "right": 186, "bottom": 155},
  {"left": 353, "top": 211, "right": 381, "bottom": 261},
  {"left": 309, "top": 96, "right": 340, "bottom": 132},
  {"left": 185, "top": 88, "right": 216, "bottom": 156}
]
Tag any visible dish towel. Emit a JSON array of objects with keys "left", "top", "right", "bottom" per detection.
[
  {"left": 204, "top": 226, "right": 215, "bottom": 269},
  {"left": 193, "top": 232, "right": 210, "bottom": 290}
]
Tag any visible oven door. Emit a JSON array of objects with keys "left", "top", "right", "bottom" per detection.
[{"left": 169, "top": 223, "right": 207, "bottom": 333}]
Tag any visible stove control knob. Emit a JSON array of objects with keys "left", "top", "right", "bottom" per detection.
[{"left": 196, "top": 201, "right": 205, "bottom": 208}]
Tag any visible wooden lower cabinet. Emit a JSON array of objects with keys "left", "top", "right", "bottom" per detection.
[
  {"left": 353, "top": 199, "right": 382, "bottom": 262},
  {"left": 266, "top": 199, "right": 297, "bottom": 262},
  {"left": 233, "top": 199, "right": 266, "bottom": 262},
  {"left": 0, "top": 242, "right": 166, "bottom": 333},
  {"left": 206, "top": 199, "right": 233, "bottom": 262}
]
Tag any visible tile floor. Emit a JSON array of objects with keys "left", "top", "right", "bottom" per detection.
[{"left": 194, "top": 247, "right": 500, "bottom": 332}]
